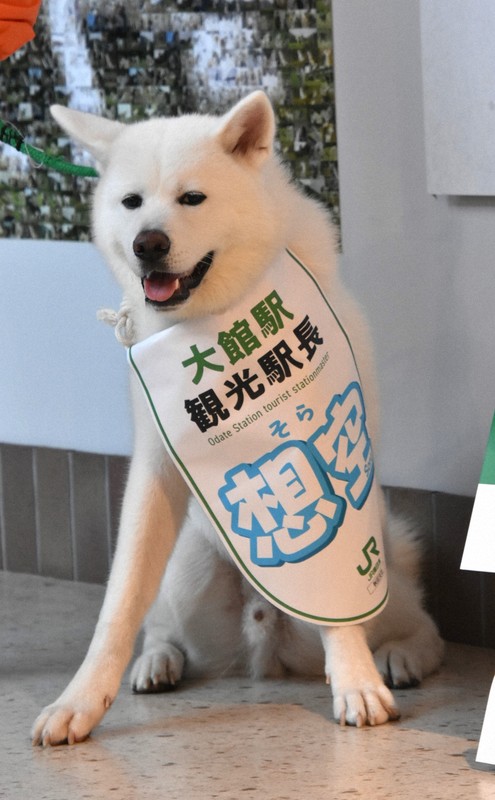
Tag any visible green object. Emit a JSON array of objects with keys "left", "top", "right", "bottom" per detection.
[
  {"left": 480, "top": 413, "right": 495, "bottom": 485},
  {"left": 0, "top": 119, "right": 99, "bottom": 178}
]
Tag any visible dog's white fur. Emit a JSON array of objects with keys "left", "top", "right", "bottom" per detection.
[{"left": 32, "top": 93, "right": 443, "bottom": 746}]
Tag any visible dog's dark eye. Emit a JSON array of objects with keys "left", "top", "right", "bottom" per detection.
[
  {"left": 122, "top": 194, "right": 143, "bottom": 210},
  {"left": 178, "top": 191, "right": 206, "bottom": 207}
]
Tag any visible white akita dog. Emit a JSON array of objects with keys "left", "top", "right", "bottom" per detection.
[{"left": 32, "top": 92, "right": 443, "bottom": 746}]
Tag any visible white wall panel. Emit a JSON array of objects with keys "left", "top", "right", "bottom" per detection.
[{"left": 421, "top": 0, "right": 495, "bottom": 195}]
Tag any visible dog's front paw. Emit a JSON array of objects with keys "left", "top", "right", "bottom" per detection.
[
  {"left": 330, "top": 680, "right": 400, "bottom": 727},
  {"left": 31, "top": 694, "right": 112, "bottom": 747},
  {"left": 320, "top": 624, "right": 400, "bottom": 727},
  {"left": 130, "top": 645, "right": 185, "bottom": 693}
]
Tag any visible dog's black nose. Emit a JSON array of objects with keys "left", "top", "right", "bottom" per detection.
[{"left": 133, "top": 230, "right": 171, "bottom": 262}]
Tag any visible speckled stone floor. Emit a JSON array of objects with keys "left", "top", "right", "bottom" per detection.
[{"left": 1, "top": 571, "right": 495, "bottom": 800}]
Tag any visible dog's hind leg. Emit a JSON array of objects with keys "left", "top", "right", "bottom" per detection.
[
  {"left": 319, "top": 624, "right": 400, "bottom": 727},
  {"left": 372, "top": 611, "right": 444, "bottom": 689},
  {"left": 131, "top": 511, "right": 246, "bottom": 689},
  {"left": 366, "top": 577, "right": 444, "bottom": 689},
  {"left": 365, "top": 514, "right": 444, "bottom": 689}
]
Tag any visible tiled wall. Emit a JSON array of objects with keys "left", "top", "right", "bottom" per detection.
[
  {"left": 385, "top": 487, "right": 494, "bottom": 649},
  {"left": 0, "top": 444, "right": 128, "bottom": 584},
  {"left": 0, "top": 442, "right": 487, "bottom": 649}
]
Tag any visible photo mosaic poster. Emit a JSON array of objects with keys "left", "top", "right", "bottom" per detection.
[{"left": 0, "top": 0, "right": 338, "bottom": 241}]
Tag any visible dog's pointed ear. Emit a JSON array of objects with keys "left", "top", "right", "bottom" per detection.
[
  {"left": 218, "top": 91, "right": 275, "bottom": 167},
  {"left": 50, "top": 106, "right": 124, "bottom": 168}
]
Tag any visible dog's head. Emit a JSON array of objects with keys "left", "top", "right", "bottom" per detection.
[{"left": 51, "top": 93, "right": 289, "bottom": 329}]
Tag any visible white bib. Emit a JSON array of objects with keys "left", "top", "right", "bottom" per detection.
[{"left": 129, "top": 250, "right": 387, "bottom": 625}]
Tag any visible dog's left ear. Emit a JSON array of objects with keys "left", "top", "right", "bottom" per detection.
[{"left": 218, "top": 91, "right": 275, "bottom": 167}]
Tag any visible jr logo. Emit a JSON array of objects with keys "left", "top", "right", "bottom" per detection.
[{"left": 357, "top": 536, "right": 380, "bottom": 576}]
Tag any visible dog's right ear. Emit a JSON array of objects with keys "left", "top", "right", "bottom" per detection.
[{"left": 50, "top": 106, "right": 124, "bottom": 168}]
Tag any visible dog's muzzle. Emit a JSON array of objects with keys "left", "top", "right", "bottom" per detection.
[{"left": 133, "top": 229, "right": 214, "bottom": 309}]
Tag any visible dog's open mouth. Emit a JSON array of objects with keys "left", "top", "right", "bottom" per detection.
[{"left": 142, "top": 251, "right": 214, "bottom": 309}]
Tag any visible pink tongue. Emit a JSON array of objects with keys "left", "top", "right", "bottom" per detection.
[{"left": 144, "top": 274, "right": 180, "bottom": 303}]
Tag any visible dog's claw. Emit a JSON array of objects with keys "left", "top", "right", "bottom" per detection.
[
  {"left": 333, "top": 683, "right": 399, "bottom": 727},
  {"left": 31, "top": 692, "right": 107, "bottom": 747}
]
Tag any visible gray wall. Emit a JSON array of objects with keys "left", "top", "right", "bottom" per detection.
[{"left": 1, "top": 0, "right": 494, "bottom": 497}]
